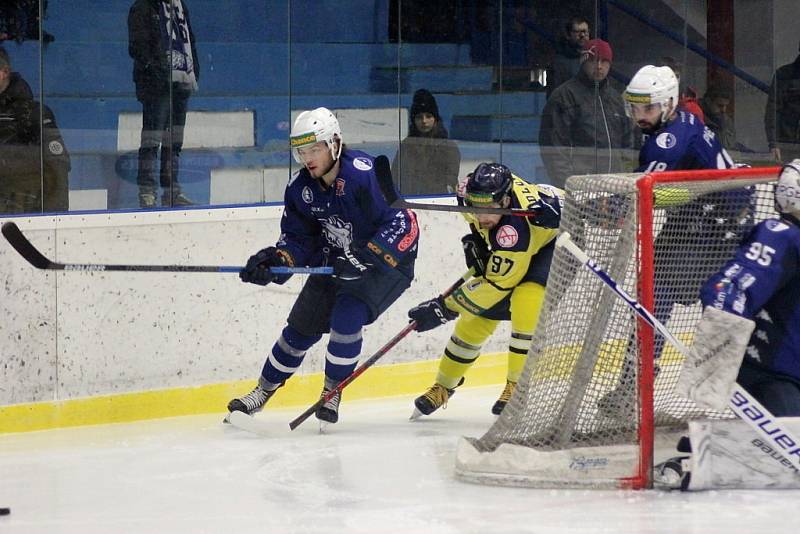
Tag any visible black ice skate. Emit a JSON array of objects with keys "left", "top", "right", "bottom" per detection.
[
  {"left": 315, "top": 377, "right": 342, "bottom": 426},
  {"left": 410, "top": 377, "right": 465, "bottom": 420},
  {"left": 491, "top": 380, "right": 517, "bottom": 415},
  {"left": 227, "top": 378, "right": 282, "bottom": 416}
]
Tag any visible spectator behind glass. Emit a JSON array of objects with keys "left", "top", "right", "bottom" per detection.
[
  {"left": 128, "top": 0, "right": 198, "bottom": 208},
  {"left": 765, "top": 40, "right": 800, "bottom": 162},
  {"left": 700, "top": 84, "right": 750, "bottom": 152},
  {"left": 538, "top": 39, "right": 633, "bottom": 189},
  {"left": 0, "top": 47, "right": 69, "bottom": 213},
  {"left": 658, "top": 56, "right": 704, "bottom": 122},
  {"left": 0, "top": 1, "right": 55, "bottom": 44},
  {"left": 391, "top": 89, "right": 461, "bottom": 196},
  {"left": 546, "top": 15, "right": 590, "bottom": 98}
]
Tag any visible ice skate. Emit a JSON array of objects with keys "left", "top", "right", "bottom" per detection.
[
  {"left": 315, "top": 377, "right": 341, "bottom": 430},
  {"left": 410, "top": 377, "right": 465, "bottom": 420},
  {"left": 225, "top": 378, "right": 282, "bottom": 419},
  {"left": 491, "top": 380, "right": 516, "bottom": 415},
  {"left": 653, "top": 456, "right": 691, "bottom": 490}
]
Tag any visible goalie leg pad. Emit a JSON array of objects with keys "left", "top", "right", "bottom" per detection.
[
  {"left": 676, "top": 306, "right": 755, "bottom": 411},
  {"left": 686, "top": 418, "right": 800, "bottom": 490}
]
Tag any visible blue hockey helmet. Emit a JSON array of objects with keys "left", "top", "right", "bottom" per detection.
[{"left": 465, "top": 163, "right": 513, "bottom": 206}]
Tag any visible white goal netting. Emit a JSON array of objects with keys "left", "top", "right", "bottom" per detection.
[{"left": 455, "top": 168, "right": 779, "bottom": 489}]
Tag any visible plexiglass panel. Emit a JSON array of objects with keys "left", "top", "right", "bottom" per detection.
[{"left": 0, "top": 1, "right": 796, "bottom": 215}]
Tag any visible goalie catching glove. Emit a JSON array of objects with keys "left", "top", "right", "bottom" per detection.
[
  {"left": 676, "top": 306, "right": 755, "bottom": 411},
  {"left": 408, "top": 296, "right": 458, "bottom": 332},
  {"left": 240, "top": 247, "right": 292, "bottom": 286}
]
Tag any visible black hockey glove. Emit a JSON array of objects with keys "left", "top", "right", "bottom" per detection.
[
  {"left": 333, "top": 246, "right": 375, "bottom": 282},
  {"left": 408, "top": 296, "right": 458, "bottom": 332},
  {"left": 526, "top": 192, "right": 561, "bottom": 229},
  {"left": 461, "top": 233, "right": 490, "bottom": 277},
  {"left": 240, "top": 247, "right": 288, "bottom": 286}
]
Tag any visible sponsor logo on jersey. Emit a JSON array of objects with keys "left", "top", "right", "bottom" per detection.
[
  {"left": 353, "top": 157, "right": 373, "bottom": 171},
  {"left": 48, "top": 140, "right": 64, "bottom": 156},
  {"left": 454, "top": 292, "right": 481, "bottom": 315},
  {"left": 495, "top": 225, "right": 518, "bottom": 248},
  {"left": 655, "top": 132, "right": 677, "bottom": 149},
  {"left": 766, "top": 219, "right": 790, "bottom": 232},
  {"left": 335, "top": 178, "right": 346, "bottom": 196},
  {"left": 302, "top": 186, "right": 314, "bottom": 203},
  {"left": 290, "top": 133, "right": 317, "bottom": 148},
  {"left": 367, "top": 241, "right": 398, "bottom": 267},
  {"left": 397, "top": 210, "right": 418, "bottom": 252}
]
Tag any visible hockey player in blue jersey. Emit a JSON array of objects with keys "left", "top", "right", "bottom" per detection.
[
  {"left": 227, "top": 107, "right": 419, "bottom": 425},
  {"left": 599, "top": 65, "right": 750, "bottom": 416},
  {"left": 626, "top": 65, "right": 734, "bottom": 173},
  {"left": 697, "top": 161, "right": 800, "bottom": 415}
]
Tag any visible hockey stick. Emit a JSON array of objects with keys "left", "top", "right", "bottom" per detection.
[
  {"left": 373, "top": 155, "right": 536, "bottom": 217},
  {"left": 556, "top": 232, "right": 800, "bottom": 473},
  {"left": 288, "top": 269, "right": 473, "bottom": 430},
  {"left": 1, "top": 221, "right": 332, "bottom": 275}
]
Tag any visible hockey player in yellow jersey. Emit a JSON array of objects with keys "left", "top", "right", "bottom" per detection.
[{"left": 408, "top": 163, "right": 562, "bottom": 418}]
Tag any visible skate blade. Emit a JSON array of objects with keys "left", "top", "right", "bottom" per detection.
[
  {"left": 409, "top": 408, "right": 424, "bottom": 421},
  {"left": 226, "top": 411, "right": 271, "bottom": 436},
  {"left": 319, "top": 420, "right": 330, "bottom": 434}
]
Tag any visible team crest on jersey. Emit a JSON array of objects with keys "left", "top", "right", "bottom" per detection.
[
  {"left": 321, "top": 215, "right": 353, "bottom": 249},
  {"left": 353, "top": 157, "right": 373, "bottom": 171},
  {"left": 655, "top": 132, "right": 677, "bottom": 149},
  {"left": 335, "top": 178, "right": 346, "bottom": 196},
  {"left": 495, "top": 225, "right": 518, "bottom": 248},
  {"left": 48, "top": 140, "right": 64, "bottom": 156},
  {"left": 302, "top": 186, "right": 314, "bottom": 204},
  {"left": 766, "top": 219, "right": 790, "bottom": 232}
]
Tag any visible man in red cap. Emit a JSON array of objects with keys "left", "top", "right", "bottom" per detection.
[{"left": 538, "top": 38, "right": 633, "bottom": 189}]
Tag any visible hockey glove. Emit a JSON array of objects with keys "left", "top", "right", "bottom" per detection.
[
  {"left": 526, "top": 192, "right": 561, "bottom": 229},
  {"left": 408, "top": 296, "right": 458, "bottom": 332},
  {"left": 461, "top": 233, "right": 490, "bottom": 277},
  {"left": 333, "top": 246, "right": 375, "bottom": 282},
  {"left": 240, "top": 247, "right": 289, "bottom": 286}
]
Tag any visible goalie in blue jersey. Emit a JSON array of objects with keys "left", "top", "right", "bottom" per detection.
[
  {"left": 695, "top": 161, "right": 800, "bottom": 416},
  {"left": 227, "top": 107, "right": 419, "bottom": 425}
]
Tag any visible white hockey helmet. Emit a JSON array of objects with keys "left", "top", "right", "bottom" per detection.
[
  {"left": 776, "top": 160, "right": 800, "bottom": 219},
  {"left": 624, "top": 65, "right": 679, "bottom": 122},
  {"left": 290, "top": 107, "right": 342, "bottom": 164}
]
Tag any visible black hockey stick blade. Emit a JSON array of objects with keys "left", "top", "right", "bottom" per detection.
[
  {"left": 2, "top": 221, "right": 56, "bottom": 269},
  {"left": 372, "top": 155, "right": 535, "bottom": 217},
  {"left": 1, "top": 221, "right": 332, "bottom": 274}
]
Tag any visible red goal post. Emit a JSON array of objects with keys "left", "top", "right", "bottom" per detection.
[{"left": 455, "top": 166, "right": 781, "bottom": 489}]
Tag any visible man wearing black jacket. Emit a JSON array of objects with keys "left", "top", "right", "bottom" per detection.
[
  {"left": 128, "top": 0, "right": 199, "bottom": 208},
  {"left": 0, "top": 47, "right": 69, "bottom": 213},
  {"left": 765, "top": 41, "right": 800, "bottom": 163},
  {"left": 538, "top": 39, "right": 633, "bottom": 189},
  {"left": 546, "top": 16, "right": 590, "bottom": 99}
]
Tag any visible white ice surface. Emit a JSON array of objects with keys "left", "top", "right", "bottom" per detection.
[{"left": 1, "top": 385, "right": 798, "bottom": 534}]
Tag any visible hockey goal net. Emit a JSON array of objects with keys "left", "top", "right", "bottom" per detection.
[{"left": 455, "top": 166, "right": 781, "bottom": 489}]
